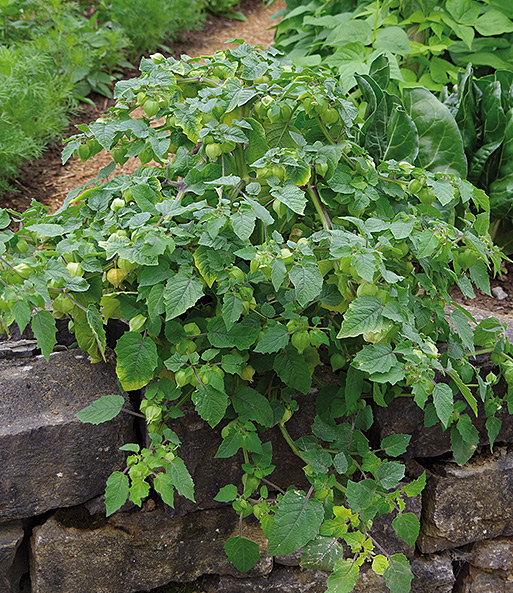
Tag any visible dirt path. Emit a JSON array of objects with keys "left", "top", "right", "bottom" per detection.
[{"left": 1, "top": 0, "right": 285, "bottom": 214}]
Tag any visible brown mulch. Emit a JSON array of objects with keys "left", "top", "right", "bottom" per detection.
[{"left": 0, "top": 0, "right": 285, "bottom": 214}]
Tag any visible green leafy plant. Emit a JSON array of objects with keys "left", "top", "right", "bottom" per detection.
[
  {"left": 98, "top": 0, "right": 206, "bottom": 55},
  {"left": 1, "top": 46, "right": 510, "bottom": 591},
  {"left": 271, "top": 0, "right": 513, "bottom": 92}
]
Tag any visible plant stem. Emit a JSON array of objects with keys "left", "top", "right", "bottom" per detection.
[{"left": 306, "top": 184, "right": 332, "bottom": 230}]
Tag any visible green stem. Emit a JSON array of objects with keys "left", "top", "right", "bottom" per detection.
[
  {"left": 279, "top": 421, "right": 306, "bottom": 461},
  {"left": 306, "top": 185, "right": 332, "bottom": 230}
]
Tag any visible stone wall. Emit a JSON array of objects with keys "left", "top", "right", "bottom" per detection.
[{"left": 2, "top": 316, "right": 513, "bottom": 593}]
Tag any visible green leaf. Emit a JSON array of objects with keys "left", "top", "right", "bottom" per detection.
[
  {"left": 451, "top": 414, "right": 479, "bottom": 465},
  {"left": 381, "top": 434, "right": 411, "bottom": 457},
  {"left": 31, "top": 310, "right": 57, "bottom": 360},
  {"left": 384, "top": 554, "right": 413, "bottom": 593},
  {"left": 346, "top": 480, "right": 375, "bottom": 512},
  {"left": 115, "top": 332, "right": 158, "bottom": 391},
  {"left": 164, "top": 269, "right": 204, "bottom": 320},
  {"left": 273, "top": 348, "right": 312, "bottom": 394},
  {"left": 105, "top": 471, "right": 129, "bottom": 516},
  {"left": 270, "top": 181, "right": 307, "bottom": 214},
  {"left": 129, "top": 477, "right": 150, "bottom": 507},
  {"left": 475, "top": 10, "right": 513, "bottom": 36},
  {"left": 222, "top": 290, "right": 243, "bottom": 328},
  {"left": 337, "top": 295, "right": 385, "bottom": 339},
  {"left": 86, "top": 304, "right": 106, "bottom": 360},
  {"left": 231, "top": 207, "right": 256, "bottom": 241},
  {"left": 166, "top": 457, "right": 195, "bottom": 501},
  {"left": 301, "top": 536, "right": 344, "bottom": 571},
  {"left": 232, "top": 385, "right": 274, "bottom": 427},
  {"left": 433, "top": 383, "right": 454, "bottom": 428},
  {"left": 333, "top": 452, "right": 348, "bottom": 474},
  {"left": 147, "top": 283, "right": 166, "bottom": 319},
  {"left": 486, "top": 416, "right": 502, "bottom": 451},
  {"left": 352, "top": 343, "right": 397, "bottom": 375},
  {"left": 374, "top": 27, "right": 410, "bottom": 57},
  {"left": 254, "top": 323, "right": 289, "bottom": 354},
  {"left": 225, "top": 536, "right": 260, "bottom": 572},
  {"left": 403, "top": 87, "right": 467, "bottom": 177},
  {"left": 289, "top": 261, "right": 323, "bottom": 306},
  {"left": 192, "top": 383, "right": 228, "bottom": 427},
  {"left": 12, "top": 300, "right": 31, "bottom": 334},
  {"left": 76, "top": 394, "right": 125, "bottom": 424},
  {"left": 447, "top": 369, "right": 478, "bottom": 416},
  {"left": 392, "top": 513, "right": 420, "bottom": 547},
  {"left": 208, "top": 316, "right": 260, "bottom": 350},
  {"left": 214, "top": 484, "right": 238, "bottom": 502},
  {"left": 326, "top": 559, "right": 359, "bottom": 593},
  {"left": 402, "top": 472, "right": 426, "bottom": 497},
  {"left": 153, "top": 472, "right": 175, "bottom": 508},
  {"left": 376, "top": 461, "right": 405, "bottom": 489},
  {"left": 267, "top": 490, "right": 324, "bottom": 555},
  {"left": 216, "top": 431, "right": 244, "bottom": 458}
]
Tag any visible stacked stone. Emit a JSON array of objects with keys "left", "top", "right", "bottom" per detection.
[{"left": 2, "top": 307, "right": 513, "bottom": 593}]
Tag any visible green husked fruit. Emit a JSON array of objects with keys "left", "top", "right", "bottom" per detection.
[
  {"left": 143, "top": 100, "right": 160, "bottom": 117},
  {"left": 107, "top": 268, "right": 127, "bottom": 287},
  {"left": 206, "top": 143, "right": 223, "bottom": 160}
]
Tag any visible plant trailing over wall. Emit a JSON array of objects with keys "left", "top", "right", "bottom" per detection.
[{"left": 0, "top": 46, "right": 510, "bottom": 592}]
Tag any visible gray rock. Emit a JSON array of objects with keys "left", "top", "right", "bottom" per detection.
[
  {"left": 455, "top": 565, "right": 513, "bottom": 593},
  {"left": 468, "top": 536, "right": 513, "bottom": 574},
  {"left": 420, "top": 447, "right": 513, "bottom": 553},
  {"left": 491, "top": 286, "right": 508, "bottom": 301},
  {"left": 0, "top": 350, "right": 135, "bottom": 520},
  {"left": 411, "top": 554, "right": 454, "bottom": 593},
  {"left": 30, "top": 504, "right": 272, "bottom": 593},
  {"left": 0, "top": 521, "right": 24, "bottom": 593},
  {"left": 211, "top": 568, "right": 328, "bottom": 593}
]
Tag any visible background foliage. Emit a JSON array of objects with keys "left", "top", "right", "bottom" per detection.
[{"left": 0, "top": 0, "right": 241, "bottom": 195}]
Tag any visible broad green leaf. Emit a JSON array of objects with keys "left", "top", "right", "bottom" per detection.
[
  {"left": 86, "top": 304, "right": 106, "bottom": 360},
  {"left": 447, "top": 369, "right": 478, "bottom": 416},
  {"left": 486, "top": 416, "right": 502, "bottom": 451},
  {"left": 232, "top": 385, "right": 274, "bottom": 427},
  {"left": 129, "top": 477, "right": 150, "bottom": 507},
  {"left": 270, "top": 181, "right": 307, "bottom": 214},
  {"left": 267, "top": 490, "right": 324, "bottom": 555},
  {"left": 31, "top": 310, "right": 57, "bottom": 360},
  {"left": 337, "top": 295, "right": 385, "bottom": 339},
  {"left": 12, "top": 300, "right": 31, "bottom": 334},
  {"left": 214, "top": 484, "right": 238, "bottom": 502},
  {"left": 115, "top": 332, "right": 158, "bottom": 391},
  {"left": 193, "top": 246, "right": 223, "bottom": 288},
  {"left": 192, "top": 383, "right": 228, "bottom": 427},
  {"left": 475, "top": 10, "right": 513, "bottom": 36},
  {"left": 147, "top": 283, "right": 166, "bottom": 319},
  {"left": 433, "top": 383, "right": 454, "bottom": 428},
  {"left": 246, "top": 118, "right": 268, "bottom": 163},
  {"left": 374, "top": 27, "right": 410, "bottom": 57},
  {"left": 25, "top": 223, "right": 64, "bottom": 237},
  {"left": 352, "top": 343, "right": 397, "bottom": 374},
  {"left": 289, "top": 261, "right": 323, "bottom": 306},
  {"left": 208, "top": 316, "right": 260, "bottom": 350},
  {"left": 384, "top": 554, "right": 413, "bottom": 593},
  {"left": 376, "top": 461, "right": 405, "bottom": 489},
  {"left": 166, "top": 457, "right": 195, "bottom": 501},
  {"left": 403, "top": 87, "right": 467, "bottom": 177},
  {"left": 489, "top": 109, "right": 513, "bottom": 217},
  {"left": 392, "top": 512, "right": 420, "bottom": 547},
  {"left": 301, "top": 536, "right": 344, "bottom": 571},
  {"left": 358, "top": 75, "right": 418, "bottom": 163},
  {"left": 153, "top": 472, "right": 175, "bottom": 507},
  {"left": 381, "top": 434, "right": 411, "bottom": 457},
  {"left": 372, "top": 554, "right": 389, "bottom": 575},
  {"left": 333, "top": 451, "right": 348, "bottom": 473},
  {"left": 222, "top": 290, "right": 243, "bottom": 328},
  {"left": 225, "top": 536, "right": 260, "bottom": 572},
  {"left": 451, "top": 413, "right": 479, "bottom": 464},
  {"left": 216, "top": 431, "right": 245, "bottom": 458},
  {"left": 326, "top": 559, "right": 359, "bottom": 593},
  {"left": 76, "top": 394, "right": 125, "bottom": 424},
  {"left": 273, "top": 348, "right": 312, "bottom": 394},
  {"left": 402, "top": 472, "right": 426, "bottom": 497},
  {"left": 105, "top": 471, "right": 129, "bottom": 516},
  {"left": 254, "top": 323, "right": 289, "bottom": 354},
  {"left": 231, "top": 207, "right": 256, "bottom": 241},
  {"left": 346, "top": 480, "right": 375, "bottom": 512},
  {"left": 164, "top": 269, "right": 204, "bottom": 320}
]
